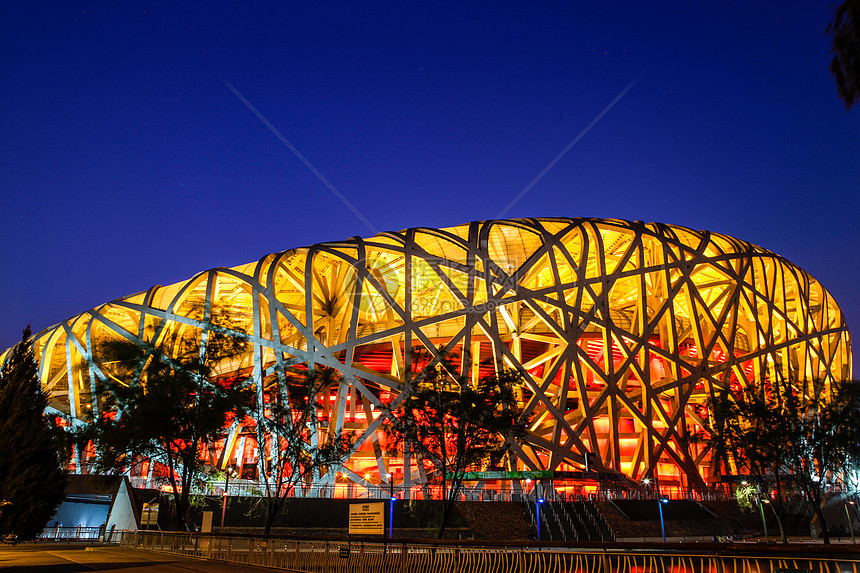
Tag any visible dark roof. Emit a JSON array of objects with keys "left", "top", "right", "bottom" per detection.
[{"left": 65, "top": 474, "right": 123, "bottom": 497}]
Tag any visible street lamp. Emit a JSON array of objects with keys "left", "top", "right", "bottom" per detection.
[
  {"left": 759, "top": 498, "right": 771, "bottom": 543},
  {"left": 740, "top": 481, "right": 769, "bottom": 542},
  {"left": 658, "top": 496, "right": 668, "bottom": 542},
  {"left": 389, "top": 495, "right": 396, "bottom": 540},
  {"left": 536, "top": 498, "right": 545, "bottom": 542},
  {"left": 754, "top": 486, "right": 769, "bottom": 543},
  {"left": 220, "top": 465, "right": 237, "bottom": 530},
  {"left": 386, "top": 473, "right": 396, "bottom": 540},
  {"left": 641, "top": 478, "right": 652, "bottom": 500},
  {"left": 845, "top": 500, "right": 856, "bottom": 544}
]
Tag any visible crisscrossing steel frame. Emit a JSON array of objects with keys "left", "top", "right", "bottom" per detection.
[{"left": 2, "top": 218, "right": 850, "bottom": 495}]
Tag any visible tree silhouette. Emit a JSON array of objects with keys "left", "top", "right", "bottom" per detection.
[
  {"left": 828, "top": 0, "right": 860, "bottom": 109},
  {"left": 706, "top": 384, "right": 791, "bottom": 542},
  {"left": 85, "top": 319, "right": 253, "bottom": 530},
  {"left": 706, "top": 378, "right": 860, "bottom": 544},
  {"left": 0, "top": 326, "right": 67, "bottom": 540},
  {"left": 253, "top": 366, "right": 352, "bottom": 534},
  {"left": 384, "top": 354, "right": 527, "bottom": 539}
]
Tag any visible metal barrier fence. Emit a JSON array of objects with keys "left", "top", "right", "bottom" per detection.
[
  {"left": 38, "top": 526, "right": 101, "bottom": 541},
  {"left": 125, "top": 477, "right": 742, "bottom": 503},
  {"left": 127, "top": 478, "right": 539, "bottom": 501},
  {"left": 120, "top": 531, "right": 860, "bottom": 573}
]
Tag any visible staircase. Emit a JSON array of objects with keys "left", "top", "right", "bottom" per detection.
[
  {"left": 543, "top": 501, "right": 576, "bottom": 541},
  {"left": 526, "top": 499, "right": 615, "bottom": 542},
  {"left": 562, "top": 500, "right": 615, "bottom": 541}
]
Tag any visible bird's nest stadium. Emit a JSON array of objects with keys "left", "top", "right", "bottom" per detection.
[{"left": 1, "top": 218, "right": 851, "bottom": 499}]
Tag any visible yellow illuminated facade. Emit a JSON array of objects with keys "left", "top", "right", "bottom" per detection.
[{"left": 1, "top": 218, "right": 851, "bottom": 495}]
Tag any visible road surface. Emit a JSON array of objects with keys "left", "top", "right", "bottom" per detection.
[{"left": 0, "top": 544, "right": 279, "bottom": 572}]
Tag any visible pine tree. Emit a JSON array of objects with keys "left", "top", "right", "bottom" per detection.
[{"left": 0, "top": 326, "right": 68, "bottom": 540}]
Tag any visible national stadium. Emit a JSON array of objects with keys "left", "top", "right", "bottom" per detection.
[{"left": 1, "top": 217, "right": 851, "bottom": 499}]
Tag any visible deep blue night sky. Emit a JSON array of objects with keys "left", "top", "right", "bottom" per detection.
[{"left": 2, "top": 2, "right": 858, "bottom": 365}]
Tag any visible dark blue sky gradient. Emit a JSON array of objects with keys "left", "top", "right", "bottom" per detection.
[{"left": 2, "top": 2, "right": 858, "bottom": 360}]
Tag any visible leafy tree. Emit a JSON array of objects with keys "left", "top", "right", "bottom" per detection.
[
  {"left": 0, "top": 326, "right": 68, "bottom": 540},
  {"left": 828, "top": 0, "right": 860, "bottom": 109},
  {"left": 706, "top": 378, "right": 860, "bottom": 544},
  {"left": 780, "top": 380, "right": 860, "bottom": 543},
  {"left": 384, "top": 355, "right": 527, "bottom": 539},
  {"left": 253, "top": 366, "right": 352, "bottom": 534},
  {"left": 85, "top": 321, "right": 253, "bottom": 530},
  {"left": 706, "top": 385, "right": 791, "bottom": 542}
]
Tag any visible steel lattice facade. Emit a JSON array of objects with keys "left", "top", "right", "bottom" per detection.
[{"left": 2, "top": 218, "right": 851, "bottom": 495}]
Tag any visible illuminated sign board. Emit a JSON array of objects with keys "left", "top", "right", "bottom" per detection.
[{"left": 348, "top": 502, "right": 385, "bottom": 535}]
